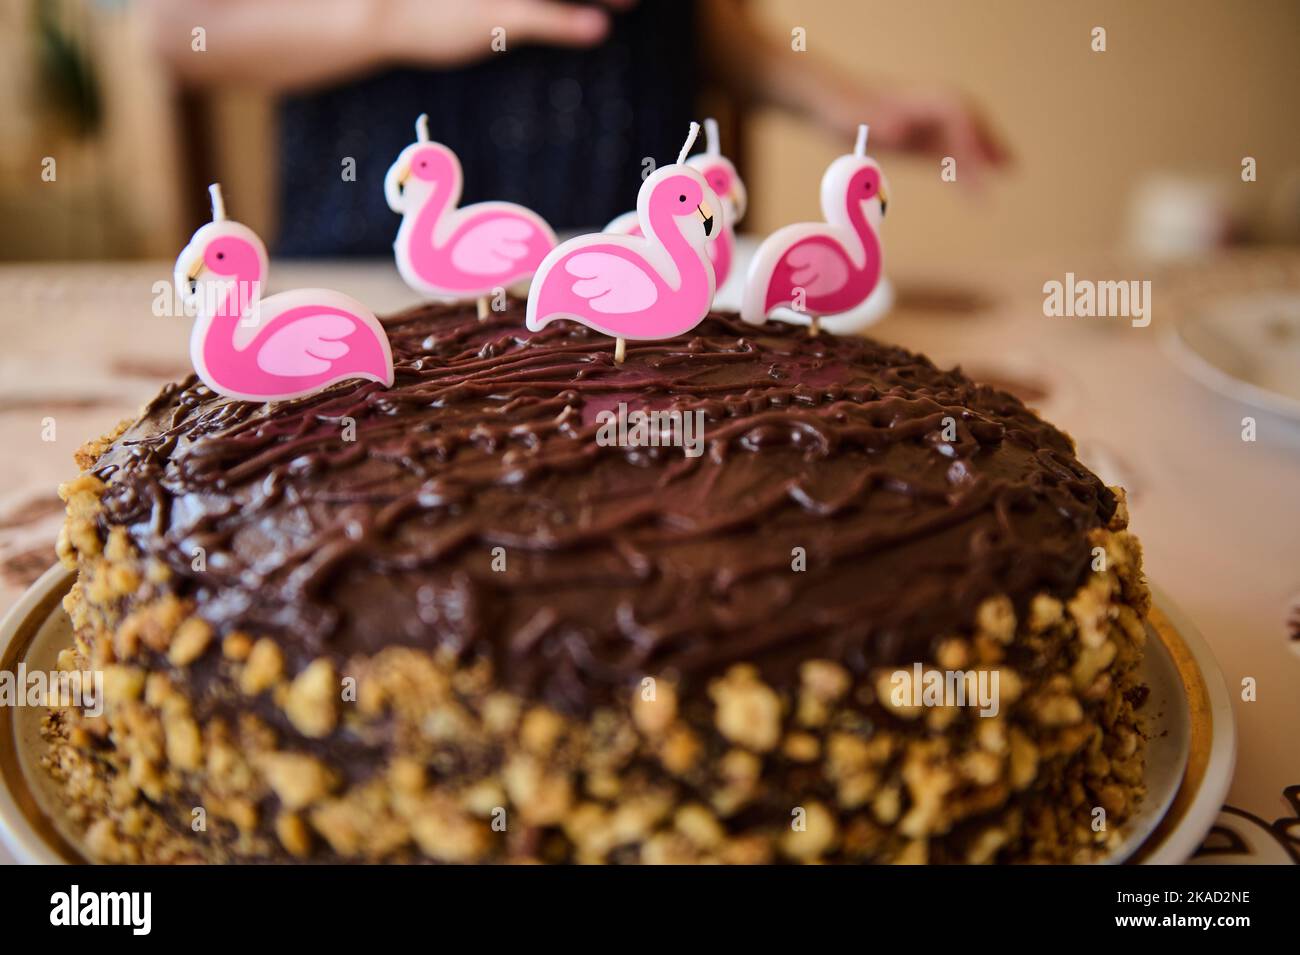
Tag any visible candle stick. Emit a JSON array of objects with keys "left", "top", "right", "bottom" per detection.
[
  {"left": 385, "top": 114, "right": 558, "bottom": 318},
  {"left": 740, "top": 123, "right": 888, "bottom": 337},
  {"left": 174, "top": 184, "right": 393, "bottom": 402},
  {"left": 208, "top": 182, "right": 226, "bottom": 221},
  {"left": 527, "top": 123, "right": 721, "bottom": 364}
]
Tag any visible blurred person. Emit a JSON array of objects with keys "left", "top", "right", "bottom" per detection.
[{"left": 144, "top": 0, "right": 1008, "bottom": 255}]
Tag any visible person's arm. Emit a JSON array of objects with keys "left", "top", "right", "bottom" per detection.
[
  {"left": 142, "top": 0, "right": 613, "bottom": 92},
  {"left": 700, "top": 0, "right": 1010, "bottom": 179}
]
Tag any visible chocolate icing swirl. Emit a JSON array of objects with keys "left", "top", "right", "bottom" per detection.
[{"left": 91, "top": 302, "right": 1113, "bottom": 715}]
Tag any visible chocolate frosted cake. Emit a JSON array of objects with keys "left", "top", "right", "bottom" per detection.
[{"left": 49, "top": 302, "right": 1148, "bottom": 864}]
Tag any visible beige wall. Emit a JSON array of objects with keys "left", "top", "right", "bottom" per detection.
[
  {"left": 746, "top": 0, "right": 1300, "bottom": 264},
  {"left": 4, "top": 1, "right": 1298, "bottom": 262}
]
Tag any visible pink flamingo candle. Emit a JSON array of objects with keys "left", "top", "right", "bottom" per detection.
[
  {"left": 386, "top": 114, "right": 558, "bottom": 319},
  {"left": 603, "top": 117, "right": 747, "bottom": 288},
  {"left": 741, "top": 125, "right": 888, "bottom": 336},
  {"left": 174, "top": 184, "right": 394, "bottom": 402},
  {"left": 526, "top": 122, "right": 720, "bottom": 364}
]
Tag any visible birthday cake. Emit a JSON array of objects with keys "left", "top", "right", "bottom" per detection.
[{"left": 48, "top": 301, "right": 1149, "bottom": 864}]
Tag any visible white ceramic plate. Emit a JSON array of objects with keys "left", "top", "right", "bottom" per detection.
[
  {"left": 0, "top": 565, "right": 1234, "bottom": 865},
  {"left": 1164, "top": 290, "right": 1300, "bottom": 421}
]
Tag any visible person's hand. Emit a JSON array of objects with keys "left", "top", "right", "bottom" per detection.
[
  {"left": 145, "top": 0, "right": 636, "bottom": 90},
  {"left": 699, "top": 0, "right": 1010, "bottom": 185},
  {"left": 381, "top": 0, "right": 630, "bottom": 68},
  {"left": 811, "top": 77, "right": 1012, "bottom": 184},
  {"left": 853, "top": 88, "right": 1011, "bottom": 181}
]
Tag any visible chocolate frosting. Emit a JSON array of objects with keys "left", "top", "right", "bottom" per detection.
[{"left": 91, "top": 302, "right": 1114, "bottom": 715}]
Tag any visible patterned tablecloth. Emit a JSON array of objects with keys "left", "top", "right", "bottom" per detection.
[{"left": 1, "top": 249, "right": 1297, "bottom": 864}]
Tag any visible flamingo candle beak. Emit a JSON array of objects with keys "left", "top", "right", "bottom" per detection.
[
  {"left": 397, "top": 165, "right": 411, "bottom": 187},
  {"left": 731, "top": 185, "right": 747, "bottom": 221},
  {"left": 175, "top": 248, "right": 205, "bottom": 302},
  {"left": 697, "top": 203, "right": 714, "bottom": 237},
  {"left": 879, "top": 186, "right": 889, "bottom": 217}
]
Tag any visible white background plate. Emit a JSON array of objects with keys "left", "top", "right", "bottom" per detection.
[{"left": 1165, "top": 290, "right": 1300, "bottom": 422}]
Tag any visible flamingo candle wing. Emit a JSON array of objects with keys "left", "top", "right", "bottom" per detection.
[
  {"left": 741, "top": 125, "right": 888, "bottom": 333},
  {"left": 386, "top": 114, "right": 558, "bottom": 302},
  {"left": 174, "top": 184, "right": 394, "bottom": 403},
  {"left": 604, "top": 117, "right": 746, "bottom": 288},
  {"left": 527, "top": 122, "right": 721, "bottom": 361}
]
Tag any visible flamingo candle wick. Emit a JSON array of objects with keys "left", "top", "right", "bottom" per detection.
[
  {"left": 416, "top": 113, "right": 430, "bottom": 143},
  {"left": 704, "top": 118, "right": 720, "bottom": 157},
  {"left": 208, "top": 183, "right": 227, "bottom": 222},
  {"left": 677, "top": 122, "right": 701, "bottom": 165},
  {"left": 855, "top": 124, "right": 869, "bottom": 158}
]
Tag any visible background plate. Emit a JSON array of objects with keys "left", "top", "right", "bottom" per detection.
[{"left": 1165, "top": 290, "right": 1300, "bottom": 422}]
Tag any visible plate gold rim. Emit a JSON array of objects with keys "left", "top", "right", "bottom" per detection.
[{"left": 0, "top": 565, "right": 84, "bottom": 864}]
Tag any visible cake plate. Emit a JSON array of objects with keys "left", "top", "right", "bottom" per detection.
[{"left": 0, "top": 564, "right": 1234, "bottom": 865}]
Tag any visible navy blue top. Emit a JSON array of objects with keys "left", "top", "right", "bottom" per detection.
[{"left": 275, "top": 1, "right": 697, "bottom": 257}]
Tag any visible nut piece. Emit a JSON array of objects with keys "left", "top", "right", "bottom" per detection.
[
  {"left": 388, "top": 757, "right": 425, "bottom": 794},
  {"left": 168, "top": 618, "right": 213, "bottom": 667},
  {"left": 781, "top": 802, "right": 839, "bottom": 861},
  {"left": 1033, "top": 692, "right": 1083, "bottom": 728},
  {"left": 411, "top": 798, "right": 491, "bottom": 863},
  {"left": 674, "top": 804, "right": 725, "bottom": 850},
  {"left": 222, "top": 631, "right": 253, "bottom": 661},
  {"left": 284, "top": 659, "right": 339, "bottom": 738},
  {"left": 1027, "top": 594, "right": 1064, "bottom": 633},
  {"left": 240, "top": 638, "right": 283, "bottom": 695},
  {"left": 976, "top": 595, "right": 1016, "bottom": 644},
  {"left": 101, "top": 665, "right": 145, "bottom": 706},
  {"left": 1008, "top": 728, "right": 1039, "bottom": 790},
  {"left": 800, "top": 660, "right": 851, "bottom": 702},
  {"left": 632, "top": 680, "right": 678, "bottom": 736},
  {"left": 713, "top": 748, "right": 762, "bottom": 817},
  {"left": 519, "top": 706, "right": 566, "bottom": 755},
  {"left": 658, "top": 725, "right": 702, "bottom": 775},
  {"left": 503, "top": 755, "right": 573, "bottom": 826},
  {"left": 163, "top": 715, "right": 202, "bottom": 771},
  {"left": 257, "top": 752, "right": 334, "bottom": 810},
  {"left": 709, "top": 665, "right": 782, "bottom": 752},
  {"left": 966, "top": 827, "right": 1009, "bottom": 864},
  {"left": 899, "top": 749, "right": 955, "bottom": 839},
  {"left": 874, "top": 670, "right": 922, "bottom": 720},
  {"left": 1107, "top": 486, "right": 1130, "bottom": 530},
  {"left": 276, "top": 811, "right": 313, "bottom": 858},
  {"left": 783, "top": 732, "right": 820, "bottom": 762}
]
